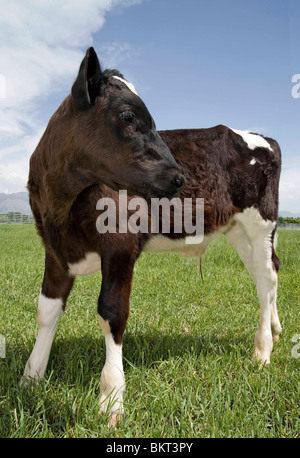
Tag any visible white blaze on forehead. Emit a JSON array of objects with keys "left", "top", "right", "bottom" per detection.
[
  {"left": 112, "top": 75, "right": 138, "bottom": 96},
  {"left": 230, "top": 128, "right": 273, "bottom": 152}
]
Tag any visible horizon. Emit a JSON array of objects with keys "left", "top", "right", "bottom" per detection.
[
  {"left": 0, "top": 0, "right": 299, "bottom": 213},
  {"left": 0, "top": 190, "right": 300, "bottom": 218}
]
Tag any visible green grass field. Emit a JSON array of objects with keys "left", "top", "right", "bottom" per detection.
[{"left": 0, "top": 225, "right": 299, "bottom": 438}]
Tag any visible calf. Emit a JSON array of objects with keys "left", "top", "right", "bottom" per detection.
[{"left": 22, "top": 50, "right": 281, "bottom": 427}]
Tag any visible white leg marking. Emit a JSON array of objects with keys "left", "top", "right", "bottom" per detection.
[
  {"left": 271, "top": 297, "right": 282, "bottom": 343},
  {"left": 225, "top": 223, "right": 255, "bottom": 281},
  {"left": 253, "top": 262, "right": 277, "bottom": 365},
  {"left": 270, "top": 234, "right": 282, "bottom": 342},
  {"left": 22, "top": 293, "right": 63, "bottom": 382},
  {"left": 230, "top": 208, "right": 279, "bottom": 365},
  {"left": 98, "top": 317, "right": 125, "bottom": 422}
]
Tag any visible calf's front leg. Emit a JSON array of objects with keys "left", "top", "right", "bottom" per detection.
[
  {"left": 98, "top": 245, "right": 135, "bottom": 426},
  {"left": 22, "top": 253, "right": 74, "bottom": 383}
]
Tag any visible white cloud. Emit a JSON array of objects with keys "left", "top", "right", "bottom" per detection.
[
  {"left": 0, "top": 0, "right": 142, "bottom": 193},
  {"left": 0, "top": 128, "right": 45, "bottom": 193},
  {"left": 99, "top": 41, "right": 140, "bottom": 70}
]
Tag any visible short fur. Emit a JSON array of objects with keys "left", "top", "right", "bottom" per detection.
[{"left": 23, "top": 48, "right": 282, "bottom": 423}]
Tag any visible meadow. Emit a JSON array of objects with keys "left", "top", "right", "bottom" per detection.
[{"left": 0, "top": 225, "right": 299, "bottom": 438}]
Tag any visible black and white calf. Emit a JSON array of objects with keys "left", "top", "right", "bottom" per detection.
[{"left": 22, "top": 48, "right": 281, "bottom": 426}]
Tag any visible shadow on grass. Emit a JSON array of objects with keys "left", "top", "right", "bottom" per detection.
[
  {"left": 1, "top": 330, "right": 254, "bottom": 437},
  {"left": 4, "top": 328, "right": 252, "bottom": 389}
]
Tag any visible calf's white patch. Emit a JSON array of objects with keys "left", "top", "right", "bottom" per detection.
[
  {"left": 230, "top": 127, "right": 273, "bottom": 151},
  {"left": 68, "top": 252, "right": 101, "bottom": 276}
]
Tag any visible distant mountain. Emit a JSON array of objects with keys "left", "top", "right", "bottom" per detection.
[
  {"left": 0, "top": 191, "right": 299, "bottom": 218},
  {"left": 0, "top": 192, "right": 31, "bottom": 215},
  {"left": 279, "top": 210, "right": 300, "bottom": 218}
]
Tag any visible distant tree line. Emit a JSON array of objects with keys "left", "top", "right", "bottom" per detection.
[
  {"left": 0, "top": 212, "right": 299, "bottom": 225},
  {"left": 0, "top": 212, "right": 34, "bottom": 224},
  {"left": 278, "top": 216, "right": 300, "bottom": 224}
]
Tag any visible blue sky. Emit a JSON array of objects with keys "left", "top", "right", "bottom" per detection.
[{"left": 0, "top": 0, "right": 299, "bottom": 214}]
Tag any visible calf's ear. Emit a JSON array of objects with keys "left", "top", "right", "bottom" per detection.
[{"left": 71, "top": 47, "right": 102, "bottom": 111}]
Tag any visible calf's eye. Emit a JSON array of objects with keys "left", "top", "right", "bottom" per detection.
[{"left": 119, "top": 110, "right": 136, "bottom": 123}]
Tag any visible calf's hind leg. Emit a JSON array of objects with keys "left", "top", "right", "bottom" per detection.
[
  {"left": 226, "top": 209, "right": 281, "bottom": 365},
  {"left": 22, "top": 253, "right": 74, "bottom": 383}
]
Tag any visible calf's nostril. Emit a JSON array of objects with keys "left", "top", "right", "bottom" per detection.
[{"left": 173, "top": 175, "right": 185, "bottom": 189}]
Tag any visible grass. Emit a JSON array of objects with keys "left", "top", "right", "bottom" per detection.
[{"left": 0, "top": 225, "right": 299, "bottom": 438}]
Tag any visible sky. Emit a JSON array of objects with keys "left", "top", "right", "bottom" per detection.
[{"left": 0, "top": 0, "right": 299, "bottom": 214}]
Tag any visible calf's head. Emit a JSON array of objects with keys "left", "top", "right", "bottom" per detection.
[{"left": 71, "top": 47, "right": 184, "bottom": 198}]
